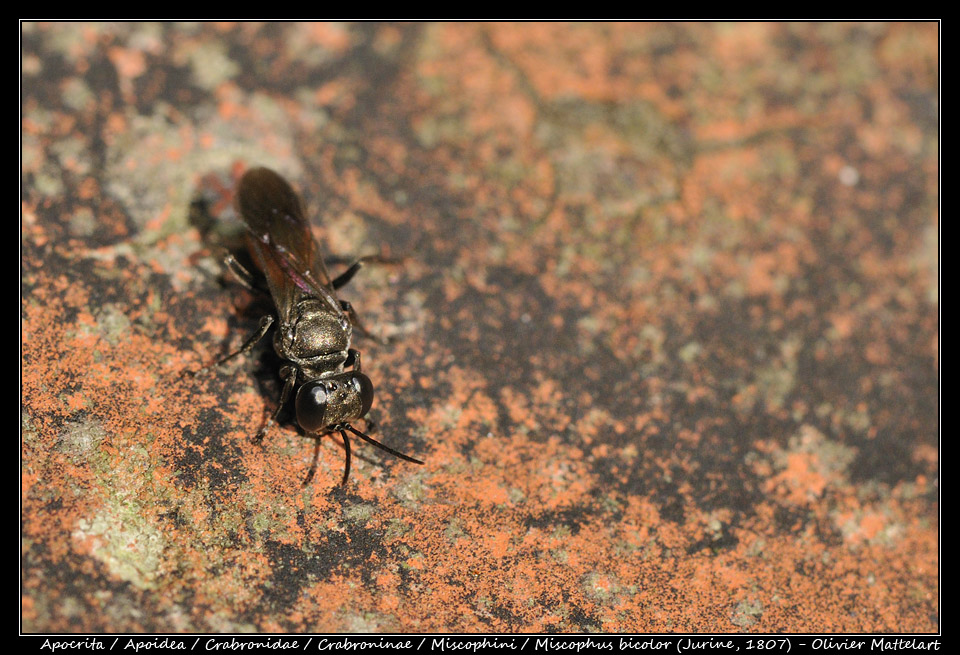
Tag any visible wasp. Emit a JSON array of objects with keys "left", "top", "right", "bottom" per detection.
[{"left": 199, "top": 167, "right": 423, "bottom": 485}]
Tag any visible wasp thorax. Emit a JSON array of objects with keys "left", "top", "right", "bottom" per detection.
[
  {"left": 295, "top": 372, "right": 374, "bottom": 432},
  {"left": 277, "top": 300, "right": 351, "bottom": 360}
]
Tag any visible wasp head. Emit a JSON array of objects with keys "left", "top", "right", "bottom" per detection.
[{"left": 295, "top": 372, "right": 374, "bottom": 432}]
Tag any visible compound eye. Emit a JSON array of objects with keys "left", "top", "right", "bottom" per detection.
[
  {"left": 354, "top": 373, "right": 374, "bottom": 417},
  {"left": 295, "top": 381, "right": 329, "bottom": 432}
]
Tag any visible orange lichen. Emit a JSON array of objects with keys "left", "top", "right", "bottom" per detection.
[{"left": 21, "top": 21, "right": 938, "bottom": 634}]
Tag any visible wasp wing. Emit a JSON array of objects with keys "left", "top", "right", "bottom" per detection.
[{"left": 234, "top": 167, "right": 343, "bottom": 322}]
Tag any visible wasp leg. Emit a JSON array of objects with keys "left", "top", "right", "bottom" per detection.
[
  {"left": 344, "top": 348, "right": 362, "bottom": 371},
  {"left": 331, "top": 254, "right": 399, "bottom": 290},
  {"left": 190, "top": 315, "right": 274, "bottom": 376},
  {"left": 331, "top": 260, "right": 364, "bottom": 290},
  {"left": 224, "top": 254, "right": 272, "bottom": 295},
  {"left": 300, "top": 429, "right": 353, "bottom": 486},
  {"left": 340, "top": 300, "right": 387, "bottom": 345},
  {"left": 223, "top": 255, "right": 257, "bottom": 291},
  {"left": 302, "top": 434, "right": 323, "bottom": 486},
  {"left": 253, "top": 365, "right": 297, "bottom": 444}
]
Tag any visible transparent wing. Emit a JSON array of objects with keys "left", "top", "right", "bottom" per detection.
[{"left": 234, "top": 167, "right": 342, "bottom": 321}]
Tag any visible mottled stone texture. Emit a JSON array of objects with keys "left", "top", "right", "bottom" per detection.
[{"left": 22, "top": 22, "right": 938, "bottom": 632}]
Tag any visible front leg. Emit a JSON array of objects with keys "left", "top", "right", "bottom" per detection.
[
  {"left": 343, "top": 348, "right": 362, "bottom": 372},
  {"left": 301, "top": 428, "right": 351, "bottom": 486},
  {"left": 253, "top": 364, "right": 298, "bottom": 444}
]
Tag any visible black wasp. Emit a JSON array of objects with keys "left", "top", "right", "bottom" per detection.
[{"left": 200, "top": 167, "right": 423, "bottom": 485}]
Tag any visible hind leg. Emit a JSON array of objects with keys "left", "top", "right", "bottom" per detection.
[{"left": 331, "top": 254, "right": 399, "bottom": 290}]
